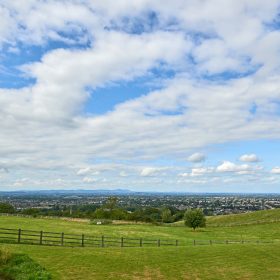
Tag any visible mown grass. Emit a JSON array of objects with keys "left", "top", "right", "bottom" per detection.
[
  {"left": 1, "top": 243, "right": 279, "bottom": 280},
  {"left": 0, "top": 209, "right": 279, "bottom": 279}
]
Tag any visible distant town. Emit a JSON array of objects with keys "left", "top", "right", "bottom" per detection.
[{"left": 0, "top": 190, "right": 279, "bottom": 217}]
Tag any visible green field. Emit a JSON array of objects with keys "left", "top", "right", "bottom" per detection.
[{"left": 0, "top": 209, "right": 280, "bottom": 279}]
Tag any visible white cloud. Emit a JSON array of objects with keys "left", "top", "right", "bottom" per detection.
[
  {"left": 140, "top": 167, "right": 164, "bottom": 177},
  {"left": 77, "top": 167, "right": 92, "bottom": 176},
  {"left": 187, "top": 153, "right": 206, "bottom": 163},
  {"left": 239, "top": 154, "right": 260, "bottom": 162},
  {"left": 217, "top": 161, "right": 252, "bottom": 173},
  {"left": 179, "top": 167, "right": 214, "bottom": 177},
  {"left": 271, "top": 167, "right": 280, "bottom": 174},
  {"left": 82, "top": 177, "right": 98, "bottom": 183},
  {"left": 191, "top": 167, "right": 214, "bottom": 176}
]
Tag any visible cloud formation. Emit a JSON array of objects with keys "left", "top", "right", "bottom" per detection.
[
  {"left": 187, "top": 153, "right": 206, "bottom": 163},
  {"left": 239, "top": 154, "right": 260, "bottom": 162},
  {"left": 271, "top": 167, "right": 280, "bottom": 174},
  {"left": 0, "top": 1, "right": 280, "bottom": 192}
]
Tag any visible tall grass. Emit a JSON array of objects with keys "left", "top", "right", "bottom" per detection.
[{"left": 0, "top": 248, "right": 52, "bottom": 280}]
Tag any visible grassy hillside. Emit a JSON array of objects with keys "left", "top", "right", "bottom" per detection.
[
  {"left": 207, "top": 208, "right": 280, "bottom": 226},
  {"left": 0, "top": 209, "right": 279, "bottom": 279},
  {"left": 1, "top": 243, "right": 280, "bottom": 280},
  {"left": 0, "top": 210, "right": 279, "bottom": 242}
]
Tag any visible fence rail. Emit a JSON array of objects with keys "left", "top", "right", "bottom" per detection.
[
  {"left": 0, "top": 227, "right": 179, "bottom": 248},
  {"left": 0, "top": 227, "right": 274, "bottom": 248}
]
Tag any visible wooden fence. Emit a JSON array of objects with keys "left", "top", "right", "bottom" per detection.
[
  {"left": 0, "top": 227, "right": 178, "bottom": 248},
  {"left": 0, "top": 227, "right": 274, "bottom": 248}
]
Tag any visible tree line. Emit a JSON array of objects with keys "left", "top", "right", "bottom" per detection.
[{"left": 0, "top": 198, "right": 206, "bottom": 230}]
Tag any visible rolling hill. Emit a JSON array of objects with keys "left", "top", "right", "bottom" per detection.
[{"left": 0, "top": 209, "right": 279, "bottom": 279}]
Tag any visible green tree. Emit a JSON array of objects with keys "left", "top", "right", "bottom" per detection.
[
  {"left": 105, "top": 197, "right": 118, "bottom": 213},
  {"left": 184, "top": 208, "right": 206, "bottom": 230},
  {"left": 93, "top": 208, "right": 110, "bottom": 219},
  {"left": 161, "top": 208, "right": 172, "bottom": 223},
  {"left": 0, "top": 202, "right": 15, "bottom": 214},
  {"left": 22, "top": 208, "right": 40, "bottom": 217}
]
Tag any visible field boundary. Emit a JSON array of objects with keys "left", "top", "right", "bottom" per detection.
[
  {"left": 0, "top": 227, "right": 274, "bottom": 248},
  {"left": 0, "top": 227, "right": 179, "bottom": 248}
]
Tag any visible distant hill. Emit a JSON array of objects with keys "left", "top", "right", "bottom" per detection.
[{"left": 0, "top": 189, "right": 133, "bottom": 196}]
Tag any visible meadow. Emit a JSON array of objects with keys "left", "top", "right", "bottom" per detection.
[{"left": 0, "top": 209, "right": 279, "bottom": 279}]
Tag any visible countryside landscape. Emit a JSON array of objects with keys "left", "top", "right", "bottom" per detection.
[
  {"left": 0, "top": 194, "right": 279, "bottom": 279},
  {"left": 1, "top": 0, "right": 280, "bottom": 279}
]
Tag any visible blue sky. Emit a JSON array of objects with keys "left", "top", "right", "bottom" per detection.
[{"left": 0, "top": 1, "right": 280, "bottom": 193}]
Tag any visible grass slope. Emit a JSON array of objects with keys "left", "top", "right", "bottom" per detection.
[
  {"left": 1, "top": 243, "right": 280, "bottom": 280},
  {"left": 207, "top": 208, "right": 280, "bottom": 226},
  {"left": 0, "top": 209, "right": 279, "bottom": 279}
]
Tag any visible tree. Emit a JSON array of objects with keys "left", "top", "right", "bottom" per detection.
[
  {"left": 161, "top": 208, "right": 172, "bottom": 223},
  {"left": 105, "top": 197, "right": 118, "bottom": 213},
  {"left": 0, "top": 202, "right": 15, "bottom": 214},
  {"left": 184, "top": 208, "right": 206, "bottom": 230}
]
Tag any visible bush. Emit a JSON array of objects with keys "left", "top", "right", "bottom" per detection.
[
  {"left": 0, "top": 253, "right": 52, "bottom": 280},
  {"left": 0, "top": 203, "right": 15, "bottom": 214}
]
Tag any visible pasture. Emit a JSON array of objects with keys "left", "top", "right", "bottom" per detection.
[{"left": 0, "top": 209, "right": 279, "bottom": 279}]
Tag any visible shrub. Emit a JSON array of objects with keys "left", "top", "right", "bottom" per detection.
[
  {"left": 0, "top": 203, "right": 15, "bottom": 214},
  {"left": 0, "top": 254, "right": 52, "bottom": 280}
]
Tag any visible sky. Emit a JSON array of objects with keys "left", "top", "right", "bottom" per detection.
[{"left": 0, "top": 0, "right": 280, "bottom": 193}]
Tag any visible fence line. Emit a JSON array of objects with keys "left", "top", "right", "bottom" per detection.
[
  {"left": 0, "top": 227, "right": 274, "bottom": 248},
  {"left": 0, "top": 227, "right": 179, "bottom": 248}
]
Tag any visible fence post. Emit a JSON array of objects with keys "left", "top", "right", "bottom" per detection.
[
  {"left": 81, "top": 234, "right": 84, "bottom": 247},
  {"left": 140, "top": 238, "right": 142, "bottom": 247},
  {"left": 176, "top": 240, "right": 178, "bottom": 246},
  {"left": 101, "top": 235, "right": 104, "bottom": 247},
  {"left": 61, "top": 232, "right": 64, "bottom": 246},
  {"left": 18, "top": 229, "right": 21, "bottom": 243},
  {"left": 210, "top": 240, "right": 212, "bottom": 245},
  {"left": 121, "top": 237, "right": 124, "bottom": 247},
  {"left": 193, "top": 240, "right": 196, "bottom": 246},
  {"left": 226, "top": 240, "right": 228, "bottom": 244},
  {"left": 158, "top": 239, "right": 160, "bottom": 247},
  {"left": 39, "top": 231, "right": 43, "bottom": 245}
]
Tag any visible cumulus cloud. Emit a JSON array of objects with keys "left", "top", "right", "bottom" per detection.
[
  {"left": 187, "top": 153, "right": 206, "bottom": 163},
  {"left": 140, "top": 167, "right": 164, "bottom": 177},
  {"left": 271, "top": 167, "right": 280, "bottom": 174},
  {"left": 239, "top": 154, "right": 260, "bottom": 162},
  {"left": 217, "top": 161, "right": 252, "bottom": 173},
  {"left": 82, "top": 177, "right": 98, "bottom": 183},
  {"left": 77, "top": 167, "right": 100, "bottom": 176},
  {"left": 77, "top": 167, "right": 92, "bottom": 176},
  {"left": 179, "top": 167, "right": 214, "bottom": 177}
]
